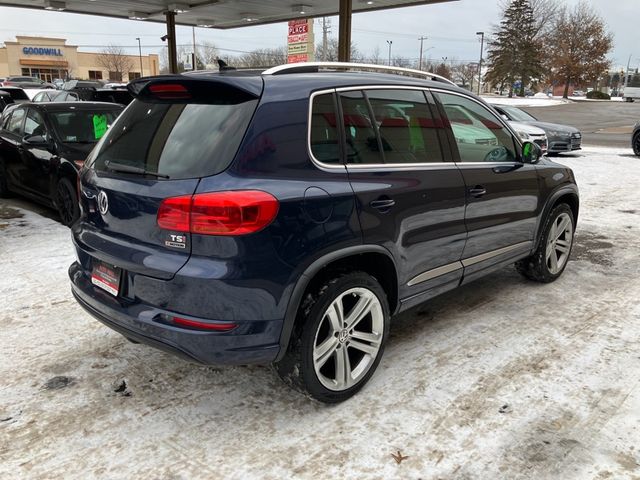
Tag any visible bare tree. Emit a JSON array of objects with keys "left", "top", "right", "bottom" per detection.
[
  {"left": 314, "top": 38, "right": 363, "bottom": 63},
  {"left": 546, "top": 2, "right": 613, "bottom": 98},
  {"left": 452, "top": 63, "right": 478, "bottom": 88},
  {"left": 367, "top": 45, "right": 383, "bottom": 65},
  {"left": 97, "top": 44, "right": 134, "bottom": 81},
  {"left": 236, "top": 47, "right": 287, "bottom": 68},
  {"left": 198, "top": 41, "right": 219, "bottom": 69}
]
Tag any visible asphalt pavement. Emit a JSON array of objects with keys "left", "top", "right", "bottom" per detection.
[{"left": 523, "top": 100, "right": 640, "bottom": 149}]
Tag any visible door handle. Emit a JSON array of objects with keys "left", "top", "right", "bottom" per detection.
[
  {"left": 468, "top": 186, "right": 487, "bottom": 198},
  {"left": 370, "top": 198, "right": 396, "bottom": 212}
]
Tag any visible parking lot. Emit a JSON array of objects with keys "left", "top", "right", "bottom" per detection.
[{"left": 1, "top": 95, "right": 639, "bottom": 478}]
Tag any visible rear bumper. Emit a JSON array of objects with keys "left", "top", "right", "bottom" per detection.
[{"left": 69, "top": 262, "right": 282, "bottom": 365}]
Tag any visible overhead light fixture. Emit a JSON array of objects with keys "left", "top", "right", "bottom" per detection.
[
  {"left": 241, "top": 13, "right": 256, "bottom": 22},
  {"left": 359, "top": 0, "right": 374, "bottom": 4},
  {"left": 128, "top": 11, "right": 150, "bottom": 20},
  {"left": 292, "top": 4, "right": 311, "bottom": 15},
  {"left": 168, "top": 3, "right": 189, "bottom": 13},
  {"left": 44, "top": 0, "right": 66, "bottom": 11},
  {"left": 197, "top": 19, "right": 215, "bottom": 27}
]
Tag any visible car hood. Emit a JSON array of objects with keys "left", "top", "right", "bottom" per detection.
[
  {"left": 509, "top": 121, "right": 546, "bottom": 136},
  {"left": 57, "top": 141, "right": 96, "bottom": 160},
  {"left": 529, "top": 121, "right": 580, "bottom": 134}
]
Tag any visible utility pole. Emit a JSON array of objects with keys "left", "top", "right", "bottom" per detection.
[
  {"left": 418, "top": 36, "right": 427, "bottom": 70},
  {"left": 386, "top": 40, "right": 393, "bottom": 66},
  {"left": 135, "top": 37, "right": 143, "bottom": 76},
  {"left": 322, "top": 17, "right": 331, "bottom": 61},
  {"left": 476, "top": 31, "right": 485, "bottom": 95},
  {"left": 192, "top": 26, "right": 198, "bottom": 71}
]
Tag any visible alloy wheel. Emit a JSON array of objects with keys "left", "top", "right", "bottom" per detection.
[
  {"left": 546, "top": 212, "right": 573, "bottom": 275},
  {"left": 312, "top": 287, "right": 384, "bottom": 391},
  {"left": 56, "top": 181, "right": 75, "bottom": 225}
]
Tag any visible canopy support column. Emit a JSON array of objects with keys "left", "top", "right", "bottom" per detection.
[
  {"left": 338, "top": 0, "right": 352, "bottom": 62},
  {"left": 165, "top": 11, "right": 178, "bottom": 74}
]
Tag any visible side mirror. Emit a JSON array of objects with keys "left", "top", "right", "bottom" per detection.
[
  {"left": 23, "top": 134, "right": 48, "bottom": 145},
  {"left": 522, "top": 141, "right": 542, "bottom": 164}
]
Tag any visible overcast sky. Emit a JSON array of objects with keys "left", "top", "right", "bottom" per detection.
[{"left": 0, "top": 0, "right": 637, "bottom": 70}]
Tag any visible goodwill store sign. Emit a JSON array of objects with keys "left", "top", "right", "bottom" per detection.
[{"left": 22, "top": 47, "right": 64, "bottom": 56}]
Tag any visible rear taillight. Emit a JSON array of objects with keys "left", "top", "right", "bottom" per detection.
[{"left": 157, "top": 190, "right": 279, "bottom": 236}]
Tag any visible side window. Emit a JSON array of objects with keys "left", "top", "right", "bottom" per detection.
[
  {"left": 366, "top": 89, "right": 445, "bottom": 164},
  {"left": 24, "top": 109, "right": 48, "bottom": 139},
  {"left": 339, "top": 90, "right": 384, "bottom": 165},
  {"left": 309, "top": 93, "right": 340, "bottom": 164},
  {"left": 7, "top": 108, "right": 25, "bottom": 135},
  {"left": 435, "top": 92, "right": 517, "bottom": 163},
  {"left": 1, "top": 112, "right": 12, "bottom": 130}
]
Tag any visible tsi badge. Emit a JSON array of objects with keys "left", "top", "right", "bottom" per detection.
[
  {"left": 97, "top": 190, "right": 109, "bottom": 215},
  {"left": 165, "top": 234, "right": 187, "bottom": 249}
]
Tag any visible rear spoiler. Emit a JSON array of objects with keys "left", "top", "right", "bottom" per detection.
[{"left": 128, "top": 75, "right": 263, "bottom": 103}]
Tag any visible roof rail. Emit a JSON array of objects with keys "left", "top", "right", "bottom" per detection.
[{"left": 262, "top": 62, "right": 457, "bottom": 86}]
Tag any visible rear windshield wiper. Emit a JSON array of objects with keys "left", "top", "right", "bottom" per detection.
[{"left": 104, "top": 160, "right": 170, "bottom": 179}]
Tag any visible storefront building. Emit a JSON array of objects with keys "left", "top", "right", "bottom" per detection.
[{"left": 0, "top": 36, "right": 159, "bottom": 82}]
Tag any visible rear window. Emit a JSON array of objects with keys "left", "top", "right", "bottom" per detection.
[
  {"left": 0, "top": 89, "right": 29, "bottom": 101},
  {"left": 91, "top": 98, "right": 258, "bottom": 180},
  {"left": 49, "top": 109, "right": 121, "bottom": 143}
]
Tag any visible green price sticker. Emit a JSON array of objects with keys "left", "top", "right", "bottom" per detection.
[{"left": 92, "top": 114, "right": 108, "bottom": 140}]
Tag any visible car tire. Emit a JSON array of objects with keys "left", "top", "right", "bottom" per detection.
[
  {"left": 0, "top": 156, "right": 11, "bottom": 198},
  {"left": 633, "top": 132, "right": 640, "bottom": 157},
  {"left": 55, "top": 177, "right": 80, "bottom": 227},
  {"left": 516, "top": 203, "right": 575, "bottom": 283},
  {"left": 276, "top": 271, "right": 390, "bottom": 403}
]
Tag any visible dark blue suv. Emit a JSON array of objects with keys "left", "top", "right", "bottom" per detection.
[{"left": 69, "top": 63, "right": 579, "bottom": 403}]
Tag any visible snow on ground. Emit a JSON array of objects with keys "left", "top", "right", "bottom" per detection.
[
  {"left": 482, "top": 95, "right": 571, "bottom": 107},
  {"left": 1, "top": 147, "right": 639, "bottom": 479}
]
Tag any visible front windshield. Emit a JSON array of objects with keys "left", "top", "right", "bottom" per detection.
[
  {"left": 502, "top": 106, "right": 537, "bottom": 122},
  {"left": 49, "top": 109, "right": 121, "bottom": 144}
]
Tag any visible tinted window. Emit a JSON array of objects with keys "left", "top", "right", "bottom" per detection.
[
  {"left": 49, "top": 109, "right": 121, "bottom": 143},
  {"left": 92, "top": 98, "right": 258, "bottom": 180},
  {"left": 435, "top": 92, "right": 517, "bottom": 163},
  {"left": 339, "top": 91, "right": 384, "bottom": 165},
  {"left": 366, "top": 89, "right": 445, "bottom": 163},
  {"left": 24, "top": 109, "right": 48, "bottom": 138},
  {"left": 7, "top": 108, "right": 25, "bottom": 135},
  {"left": 310, "top": 93, "right": 340, "bottom": 164},
  {"left": 0, "top": 89, "right": 29, "bottom": 101}
]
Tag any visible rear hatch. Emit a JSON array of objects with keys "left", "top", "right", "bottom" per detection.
[{"left": 76, "top": 75, "right": 262, "bottom": 280}]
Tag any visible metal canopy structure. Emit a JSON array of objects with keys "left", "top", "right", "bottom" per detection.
[{"left": 0, "top": 0, "right": 458, "bottom": 72}]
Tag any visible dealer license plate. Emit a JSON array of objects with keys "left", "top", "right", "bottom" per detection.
[{"left": 91, "top": 261, "right": 122, "bottom": 297}]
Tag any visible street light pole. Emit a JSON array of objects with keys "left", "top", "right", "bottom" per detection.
[
  {"left": 386, "top": 40, "right": 393, "bottom": 66},
  {"left": 624, "top": 54, "right": 632, "bottom": 90},
  {"left": 476, "top": 31, "right": 485, "bottom": 95},
  {"left": 136, "top": 37, "right": 143, "bottom": 76},
  {"left": 418, "top": 36, "right": 427, "bottom": 70}
]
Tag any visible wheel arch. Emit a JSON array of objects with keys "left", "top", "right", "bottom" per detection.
[
  {"left": 534, "top": 186, "right": 579, "bottom": 249},
  {"left": 275, "top": 245, "right": 398, "bottom": 362}
]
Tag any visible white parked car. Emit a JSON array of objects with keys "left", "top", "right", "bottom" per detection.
[{"left": 509, "top": 121, "right": 548, "bottom": 155}]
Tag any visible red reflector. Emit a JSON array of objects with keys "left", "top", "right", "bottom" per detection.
[
  {"left": 172, "top": 317, "right": 237, "bottom": 331},
  {"left": 157, "top": 190, "right": 279, "bottom": 236},
  {"left": 148, "top": 83, "right": 191, "bottom": 99},
  {"left": 157, "top": 195, "right": 191, "bottom": 231}
]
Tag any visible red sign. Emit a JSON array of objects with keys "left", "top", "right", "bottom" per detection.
[
  {"left": 288, "top": 19, "right": 308, "bottom": 36},
  {"left": 288, "top": 33, "right": 308, "bottom": 44},
  {"left": 287, "top": 54, "right": 308, "bottom": 64}
]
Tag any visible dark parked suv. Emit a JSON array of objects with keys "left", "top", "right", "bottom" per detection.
[{"left": 69, "top": 63, "right": 579, "bottom": 403}]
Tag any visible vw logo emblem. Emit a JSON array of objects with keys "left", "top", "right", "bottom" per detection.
[{"left": 97, "top": 190, "right": 109, "bottom": 215}]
